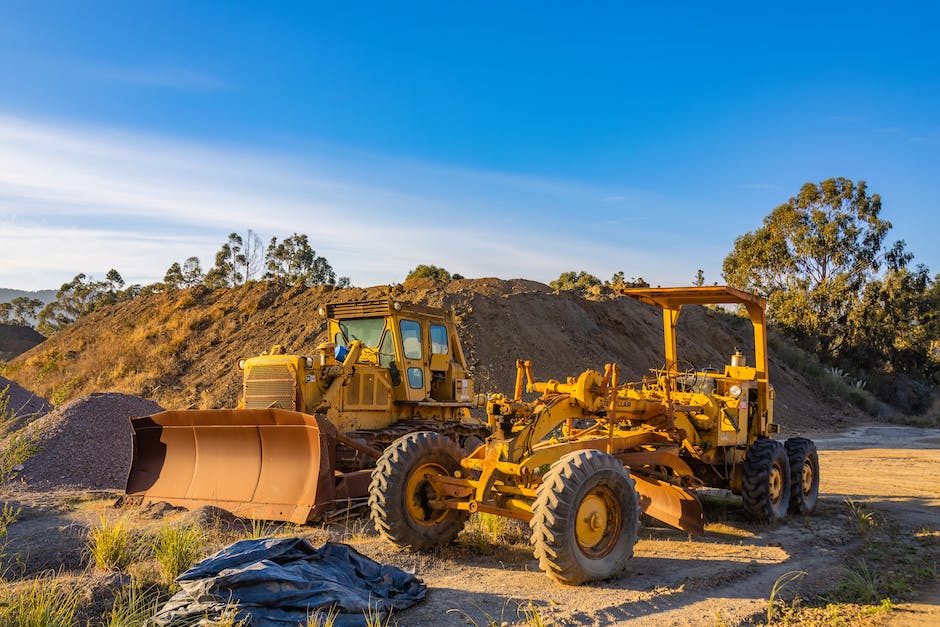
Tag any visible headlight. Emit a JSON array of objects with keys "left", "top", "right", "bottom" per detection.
[
  {"left": 317, "top": 306, "right": 327, "bottom": 317},
  {"left": 728, "top": 384, "right": 742, "bottom": 398},
  {"left": 237, "top": 358, "right": 246, "bottom": 371}
]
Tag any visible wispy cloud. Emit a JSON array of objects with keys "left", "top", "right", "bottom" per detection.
[
  {"left": 0, "top": 114, "right": 681, "bottom": 290},
  {"left": 873, "top": 126, "right": 903, "bottom": 134}
]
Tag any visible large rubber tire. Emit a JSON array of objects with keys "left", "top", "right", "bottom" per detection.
[
  {"left": 369, "top": 431, "right": 470, "bottom": 550},
  {"left": 741, "top": 439, "right": 791, "bottom": 522},
  {"left": 785, "top": 437, "right": 819, "bottom": 515},
  {"left": 530, "top": 450, "right": 640, "bottom": 585}
]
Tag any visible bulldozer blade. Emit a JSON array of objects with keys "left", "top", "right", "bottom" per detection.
[
  {"left": 125, "top": 409, "right": 338, "bottom": 524},
  {"left": 631, "top": 473, "right": 705, "bottom": 536}
]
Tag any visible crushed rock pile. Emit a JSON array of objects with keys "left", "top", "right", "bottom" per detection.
[
  {"left": 5, "top": 393, "right": 162, "bottom": 491},
  {"left": 0, "top": 375, "right": 51, "bottom": 422},
  {"left": 0, "top": 323, "right": 45, "bottom": 361}
]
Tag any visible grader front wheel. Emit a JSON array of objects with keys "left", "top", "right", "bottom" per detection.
[
  {"left": 530, "top": 450, "right": 640, "bottom": 585},
  {"left": 742, "top": 439, "right": 791, "bottom": 522},
  {"left": 369, "top": 431, "right": 469, "bottom": 549}
]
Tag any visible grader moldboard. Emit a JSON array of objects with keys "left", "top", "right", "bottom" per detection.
[
  {"left": 369, "top": 286, "right": 820, "bottom": 584},
  {"left": 124, "top": 298, "right": 490, "bottom": 523}
]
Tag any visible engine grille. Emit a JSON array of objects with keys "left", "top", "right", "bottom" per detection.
[{"left": 244, "top": 363, "right": 297, "bottom": 410}]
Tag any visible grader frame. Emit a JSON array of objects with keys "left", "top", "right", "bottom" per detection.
[{"left": 370, "top": 286, "right": 820, "bottom": 585}]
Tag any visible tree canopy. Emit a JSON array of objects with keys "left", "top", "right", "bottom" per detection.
[
  {"left": 265, "top": 233, "right": 348, "bottom": 287},
  {"left": 0, "top": 297, "right": 44, "bottom": 326},
  {"left": 37, "top": 270, "right": 131, "bottom": 334},
  {"left": 723, "top": 178, "right": 892, "bottom": 354},
  {"left": 405, "top": 265, "right": 462, "bottom": 281},
  {"left": 550, "top": 271, "right": 602, "bottom": 293}
]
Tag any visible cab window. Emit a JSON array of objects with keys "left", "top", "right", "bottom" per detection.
[
  {"left": 407, "top": 367, "right": 424, "bottom": 389},
  {"left": 378, "top": 331, "right": 396, "bottom": 369},
  {"left": 430, "top": 324, "right": 448, "bottom": 355},
  {"left": 338, "top": 318, "right": 386, "bottom": 348},
  {"left": 400, "top": 320, "right": 422, "bottom": 359}
]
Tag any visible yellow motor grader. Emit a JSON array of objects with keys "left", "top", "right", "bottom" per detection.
[
  {"left": 369, "top": 286, "right": 819, "bottom": 584},
  {"left": 124, "top": 298, "right": 490, "bottom": 523}
]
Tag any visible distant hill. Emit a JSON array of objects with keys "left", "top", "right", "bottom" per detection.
[
  {"left": 2, "top": 279, "right": 865, "bottom": 434},
  {"left": 0, "top": 289, "right": 56, "bottom": 305}
]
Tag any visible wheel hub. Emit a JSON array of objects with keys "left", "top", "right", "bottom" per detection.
[
  {"left": 405, "top": 462, "right": 448, "bottom": 526},
  {"left": 575, "top": 487, "right": 621, "bottom": 557},
  {"left": 769, "top": 461, "right": 783, "bottom": 503},
  {"left": 802, "top": 460, "right": 814, "bottom": 494}
]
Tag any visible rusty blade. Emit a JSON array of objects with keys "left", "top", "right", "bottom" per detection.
[
  {"left": 125, "top": 408, "right": 337, "bottom": 524},
  {"left": 631, "top": 473, "right": 705, "bottom": 535}
]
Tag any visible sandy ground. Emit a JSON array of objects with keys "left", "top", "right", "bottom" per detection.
[{"left": 1, "top": 425, "right": 938, "bottom": 626}]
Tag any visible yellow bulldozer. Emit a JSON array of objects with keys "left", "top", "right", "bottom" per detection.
[
  {"left": 369, "top": 286, "right": 820, "bottom": 584},
  {"left": 124, "top": 298, "right": 490, "bottom": 523}
]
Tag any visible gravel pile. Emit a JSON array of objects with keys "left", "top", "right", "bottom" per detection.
[
  {"left": 8, "top": 393, "right": 163, "bottom": 490},
  {"left": 0, "top": 375, "right": 51, "bottom": 421},
  {"left": 0, "top": 323, "right": 45, "bottom": 361}
]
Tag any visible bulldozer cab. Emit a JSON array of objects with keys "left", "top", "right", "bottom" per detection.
[
  {"left": 327, "top": 299, "right": 473, "bottom": 406},
  {"left": 620, "top": 286, "right": 775, "bottom": 441},
  {"left": 125, "top": 298, "right": 480, "bottom": 525}
]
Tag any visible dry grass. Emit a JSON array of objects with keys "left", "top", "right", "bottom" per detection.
[
  {"left": 458, "top": 513, "right": 530, "bottom": 554},
  {"left": 152, "top": 522, "right": 204, "bottom": 585},
  {"left": 0, "top": 573, "right": 81, "bottom": 627},
  {"left": 306, "top": 605, "right": 340, "bottom": 627},
  {"left": 87, "top": 514, "right": 137, "bottom": 571},
  {"left": 104, "top": 581, "right": 163, "bottom": 627}
]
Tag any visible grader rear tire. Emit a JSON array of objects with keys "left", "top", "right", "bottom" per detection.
[
  {"left": 369, "top": 431, "right": 469, "bottom": 550},
  {"left": 742, "top": 439, "right": 791, "bottom": 522},
  {"left": 530, "top": 450, "right": 640, "bottom": 585},
  {"left": 785, "top": 437, "right": 819, "bottom": 515}
]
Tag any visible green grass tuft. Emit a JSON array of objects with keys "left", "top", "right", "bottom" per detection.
[
  {"left": 0, "top": 573, "right": 81, "bottom": 627},
  {"left": 87, "top": 514, "right": 137, "bottom": 571},
  {"left": 105, "top": 582, "right": 163, "bottom": 627},
  {"left": 152, "top": 523, "right": 204, "bottom": 586}
]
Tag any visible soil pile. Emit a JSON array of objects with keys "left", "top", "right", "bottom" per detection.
[
  {"left": 6, "top": 279, "right": 860, "bottom": 434},
  {"left": 5, "top": 393, "right": 162, "bottom": 490},
  {"left": 0, "top": 324, "right": 44, "bottom": 361},
  {"left": 0, "top": 375, "right": 50, "bottom": 422}
]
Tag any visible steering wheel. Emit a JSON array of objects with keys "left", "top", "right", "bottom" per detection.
[{"left": 669, "top": 359, "right": 698, "bottom": 391}]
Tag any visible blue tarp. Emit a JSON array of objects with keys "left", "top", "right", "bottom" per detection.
[{"left": 150, "top": 538, "right": 426, "bottom": 627}]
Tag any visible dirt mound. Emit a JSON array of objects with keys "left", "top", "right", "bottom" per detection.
[
  {"left": 6, "top": 279, "right": 861, "bottom": 434},
  {"left": 0, "top": 323, "right": 45, "bottom": 361},
  {"left": 5, "top": 393, "right": 163, "bottom": 490},
  {"left": 0, "top": 375, "right": 51, "bottom": 424}
]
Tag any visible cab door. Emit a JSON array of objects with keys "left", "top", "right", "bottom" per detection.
[{"left": 398, "top": 319, "right": 427, "bottom": 402}]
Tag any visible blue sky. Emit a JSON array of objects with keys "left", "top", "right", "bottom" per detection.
[{"left": 0, "top": 1, "right": 938, "bottom": 290}]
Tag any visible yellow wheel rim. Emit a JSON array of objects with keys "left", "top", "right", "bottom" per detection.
[
  {"left": 575, "top": 487, "right": 621, "bottom": 557},
  {"left": 405, "top": 462, "right": 448, "bottom": 526},
  {"left": 768, "top": 461, "right": 784, "bottom": 504},
  {"left": 802, "top": 459, "right": 814, "bottom": 495}
]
